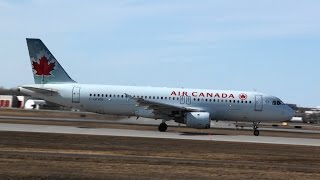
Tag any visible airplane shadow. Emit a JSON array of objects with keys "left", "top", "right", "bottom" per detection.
[
  {"left": 179, "top": 132, "right": 227, "bottom": 136},
  {"left": 78, "top": 126, "right": 94, "bottom": 129}
]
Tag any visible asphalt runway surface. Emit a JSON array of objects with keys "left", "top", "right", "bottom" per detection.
[
  {"left": 0, "top": 123, "right": 319, "bottom": 147},
  {"left": 0, "top": 109, "right": 319, "bottom": 179},
  {"left": 1, "top": 114, "right": 320, "bottom": 134}
]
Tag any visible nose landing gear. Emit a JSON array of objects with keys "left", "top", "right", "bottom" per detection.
[{"left": 253, "top": 122, "right": 260, "bottom": 136}]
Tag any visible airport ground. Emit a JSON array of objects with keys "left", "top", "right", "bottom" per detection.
[{"left": 0, "top": 109, "right": 319, "bottom": 179}]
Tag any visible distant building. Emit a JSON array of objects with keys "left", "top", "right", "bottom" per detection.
[
  {"left": 290, "top": 117, "right": 303, "bottom": 122},
  {"left": 0, "top": 95, "right": 19, "bottom": 108},
  {"left": 0, "top": 95, "right": 31, "bottom": 108},
  {"left": 0, "top": 94, "right": 68, "bottom": 110}
]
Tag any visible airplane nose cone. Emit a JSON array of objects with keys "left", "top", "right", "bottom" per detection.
[{"left": 286, "top": 106, "right": 295, "bottom": 120}]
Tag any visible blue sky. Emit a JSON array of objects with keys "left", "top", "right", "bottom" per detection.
[{"left": 0, "top": 0, "right": 319, "bottom": 107}]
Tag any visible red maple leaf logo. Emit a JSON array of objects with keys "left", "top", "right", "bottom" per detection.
[
  {"left": 239, "top": 93, "right": 248, "bottom": 100},
  {"left": 32, "top": 56, "right": 55, "bottom": 76}
]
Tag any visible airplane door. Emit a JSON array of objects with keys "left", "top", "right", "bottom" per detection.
[
  {"left": 186, "top": 96, "right": 191, "bottom": 105},
  {"left": 180, "top": 96, "right": 185, "bottom": 104},
  {"left": 72, "top": 87, "right": 80, "bottom": 103},
  {"left": 255, "top": 95, "right": 263, "bottom": 111},
  {"left": 180, "top": 96, "right": 191, "bottom": 105}
]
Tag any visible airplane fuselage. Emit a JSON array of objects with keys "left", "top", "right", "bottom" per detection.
[{"left": 20, "top": 84, "right": 294, "bottom": 123}]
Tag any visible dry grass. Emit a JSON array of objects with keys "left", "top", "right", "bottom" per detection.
[{"left": 0, "top": 132, "right": 319, "bottom": 179}]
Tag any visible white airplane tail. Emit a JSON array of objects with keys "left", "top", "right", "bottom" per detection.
[{"left": 26, "top": 38, "right": 76, "bottom": 84}]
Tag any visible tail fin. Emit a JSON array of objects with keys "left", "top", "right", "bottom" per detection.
[{"left": 26, "top": 38, "right": 76, "bottom": 84}]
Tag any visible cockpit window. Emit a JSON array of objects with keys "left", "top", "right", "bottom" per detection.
[{"left": 272, "top": 100, "right": 284, "bottom": 105}]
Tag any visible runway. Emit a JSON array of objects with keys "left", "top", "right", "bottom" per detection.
[
  {"left": 0, "top": 123, "right": 319, "bottom": 146},
  {"left": 1, "top": 115, "right": 320, "bottom": 134}
]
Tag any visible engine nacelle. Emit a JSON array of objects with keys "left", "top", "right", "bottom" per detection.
[{"left": 184, "top": 112, "right": 211, "bottom": 129}]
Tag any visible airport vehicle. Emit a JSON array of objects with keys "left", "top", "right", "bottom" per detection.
[{"left": 19, "top": 38, "right": 295, "bottom": 136}]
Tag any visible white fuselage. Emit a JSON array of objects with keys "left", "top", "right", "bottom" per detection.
[{"left": 20, "top": 83, "right": 294, "bottom": 123}]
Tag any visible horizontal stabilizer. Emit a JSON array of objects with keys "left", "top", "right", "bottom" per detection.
[{"left": 20, "top": 86, "right": 58, "bottom": 94}]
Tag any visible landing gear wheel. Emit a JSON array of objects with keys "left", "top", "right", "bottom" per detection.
[
  {"left": 254, "top": 130, "right": 260, "bottom": 136},
  {"left": 252, "top": 122, "right": 260, "bottom": 136},
  {"left": 158, "top": 123, "right": 168, "bottom": 132}
]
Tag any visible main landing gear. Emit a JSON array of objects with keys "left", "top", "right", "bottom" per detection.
[
  {"left": 158, "top": 122, "right": 168, "bottom": 132},
  {"left": 253, "top": 122, "right": 260, "bottom": 136}
]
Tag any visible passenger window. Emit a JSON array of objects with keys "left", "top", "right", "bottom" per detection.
[
  {"left": 94, "top": 94, "right": 96, "bottom": 97},
  {"left": 173, "top": 97, "right": 175, "bottom": 100},
  {"left": 177, "top": 98, "right": 179, "bottom": 100},
  {"left": 90, "top": 94, "right": 92, "bottom": 96},
  {"left": 161, "top": 97, "right": 163, "bottom": 99}
]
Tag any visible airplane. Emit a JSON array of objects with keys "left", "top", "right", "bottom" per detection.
[{"left": 18, "top": 38, "right": 295, "bottom": 136}]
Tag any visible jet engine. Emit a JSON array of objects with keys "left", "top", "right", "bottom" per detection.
[{"left": 184, "top": 112, "right": 211, "bottom": 129}]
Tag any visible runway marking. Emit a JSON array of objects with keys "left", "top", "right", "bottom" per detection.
[{"left": 0, "top": 123, "right": 319, "bottom": 146}]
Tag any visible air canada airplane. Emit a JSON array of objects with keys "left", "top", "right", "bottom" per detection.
[{"left": 19, "top": 38, "right": 295, "bottom": 136}]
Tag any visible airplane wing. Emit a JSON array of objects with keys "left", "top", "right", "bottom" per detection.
[{"left": 125, "top": 94, "right": 202, "bottom": 118}]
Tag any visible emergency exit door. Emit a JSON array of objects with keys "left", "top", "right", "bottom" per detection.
[
  {"left": 72, "top": 87, "right": 81, "bottom": 103},
  {"left": 255, "top": 95, "right": 263, "bottom": 111},
  {"left": 180, "top": 96, "right": 191, "bottom": 105}
]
